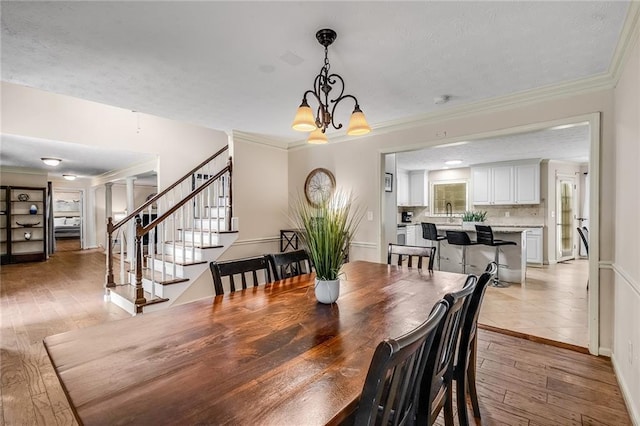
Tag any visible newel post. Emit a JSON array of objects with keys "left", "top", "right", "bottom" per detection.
[
  {"left": 134, "top": 216, "right": 146, "bottom": 312},
  {"left": 226, "top": 156, "right": 233, "bottom": 231},
  {"left": 105, "top": 217, "right": 115, "bottom": 288}
]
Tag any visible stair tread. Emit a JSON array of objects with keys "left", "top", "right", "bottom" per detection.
[
  {"left": 125, "top": 268, "right": 189, "bottom": 286},
  {"left": 109, "top": 284, "right": 169, "bottom": 307},
  {"left": 147, "top": 255, "right": 208, "bottom": 266},
  {"left": 163, "top": 241, "right": 224, "bottom": 249}
]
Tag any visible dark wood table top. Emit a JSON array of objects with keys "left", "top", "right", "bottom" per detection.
[{"left": 44, "top": 260, "right": 468, "bottom": 426}]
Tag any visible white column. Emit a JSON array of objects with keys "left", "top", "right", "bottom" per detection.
[
  {"left": 126, "top": 177, "right": 136, "bottom": 262},
  {"left": 86, "top": 187, "right": 97, "bottom": 248}
]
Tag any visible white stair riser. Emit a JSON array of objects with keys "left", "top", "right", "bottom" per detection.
[
  {"left": 180, "top": 231, "right": 221, "bottom": 245},
  {"left": 192, "top": 219, "right": 225, "bottom": 231},
  {"left": 161, "top": 245, "right": 205, "bottom": 262}
]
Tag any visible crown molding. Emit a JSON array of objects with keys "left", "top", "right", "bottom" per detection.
[
  {"left": 231, "top": 130, "right": 291, "bottom": 150},
  {"left": 610, "top": 1, "right": 640, "bottom": 85},
  {"left": 0, "top": 166, "right": 48, "bottom": 176}
]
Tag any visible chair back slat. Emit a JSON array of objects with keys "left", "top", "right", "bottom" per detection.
[
  {"left": 474, "top": 225, "right": 494, "bottom": 245},
  {"left": 354, "top": 301, "right": 447, "bottom": 426},
  {"left": 387, "top": 243, "right": 436, "bottom": 271},
  {"left": 209, "top": 256, "right": 271, "bottom": 296},
  {"left": 577, "top": 227, "right": 589, "bottom": 255},
  {"left": 267, "top": 250, "right": 313, "bottom": 281}
]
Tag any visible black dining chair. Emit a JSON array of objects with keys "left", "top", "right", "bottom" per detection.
[
  {"left": 209, "top": 255, "right": 272, "bottom": 296},
  {"left": 387, "top": 243, "right": 436, "bottom": 271},
  {"left": 266, "top": 249, "right": 313, "bottom": 280},
  {"left": 577, "top": 227, "right": 589, "bottom": 290},
  {"left": 418, "top": 274, "right": 478, "bottom": 426},
  {"left": 454, "top": 262, "right": 497, "bottom": 425},
  {"left": 352, "top": 301, "right": 448, "bottom": 426},
  {"left": 475, "top": 225, "right": 517, "bottom": 287},
  {"left": 421, "top": 223, "right": 447, "bottom": 270}
]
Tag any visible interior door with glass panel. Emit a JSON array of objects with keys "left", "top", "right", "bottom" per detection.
[{"left": 556, "top": 176, "right": 576, "bottom": 261}]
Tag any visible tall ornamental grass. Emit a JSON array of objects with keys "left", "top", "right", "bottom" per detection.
[{"left": 291, "top": 190, "right": 362, "bottom": 281}]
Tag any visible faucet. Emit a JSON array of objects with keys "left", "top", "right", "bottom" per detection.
[{"left": 446, "top": 202, "right": 453, "bottom": 222}]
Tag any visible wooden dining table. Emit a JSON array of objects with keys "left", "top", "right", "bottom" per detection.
[{"left": 44, "top": 260, "right": 468, "bottom": 426}]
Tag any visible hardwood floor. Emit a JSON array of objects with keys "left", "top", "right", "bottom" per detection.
[
  {"left": 1, "top": 250, "right": 629, "bottom": 425},
  {"left": 479, "top": 259, "right": 589, "bottom": 348}
]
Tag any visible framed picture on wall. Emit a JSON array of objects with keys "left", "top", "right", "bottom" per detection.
[{"left": 384, "top": 173, "right": 393, "bottom": 192}]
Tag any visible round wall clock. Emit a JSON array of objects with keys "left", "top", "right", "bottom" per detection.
[{"left": 304, "top": 168, "right": 336, "bottom": 207}]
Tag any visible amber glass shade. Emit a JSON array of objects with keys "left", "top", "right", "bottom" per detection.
[
  {"left": 346, "top": 108, "right": 371, "bottom": 136},
  {"left": 292, "top": 101, "right": 317, "bottom": 132},
  {"left": 307, "top": 128, "right": 328, "bottom": 144}
]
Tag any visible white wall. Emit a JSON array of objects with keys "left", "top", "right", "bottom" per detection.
[
  {"left": 612, "top": 27, "right": 640, "bottom": 423},
  {"left": 1, "top": 82, "right": 229, "bottom": 190},
  {"left": 288, "top": 89, "right": 616, "bottom": 352}
]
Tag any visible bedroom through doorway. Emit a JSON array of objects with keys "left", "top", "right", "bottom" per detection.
[{"left": 53, "top": 189, "right": 83, "bottom": 252}]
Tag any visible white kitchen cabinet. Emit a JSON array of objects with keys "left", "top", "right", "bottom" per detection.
[
  {"left": 526, "top": 228, "right": 543, "bottom": 264},
  {"left": 409, "top": 170, "right": 428, "bottom": 206},
  {"left": 472, "top": 160, "right": 540, "bottom": 205},
  {"left": 397, "top": 170, "right": 409, "bottom": 206},
  {"left": 515, "top": 163, "right": 540, "bottom": 204},
  {"left": 472, "top": 167, "right": 491, "bottom": 205}
]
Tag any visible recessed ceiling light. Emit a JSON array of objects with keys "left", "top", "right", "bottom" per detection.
[
  {"left": 433, "top": 141, "right": 469, "bottom": 149},
  {"left": 41, "top": 158, "right": 62, "bottom": 166},
  {"left": 63, "top": 174, "right": 77, "bottom": 181},
  {"left": 445, "top": 160, "right": 462, "bottom": 166}
]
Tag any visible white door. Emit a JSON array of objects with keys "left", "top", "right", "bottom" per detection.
[{"left": 556, "top": 176, "right": 576, "bottom": 261}]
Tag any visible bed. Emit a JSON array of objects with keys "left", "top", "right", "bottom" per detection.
[{"left": 54, "top": 217, "right": 81, "bottom": 239}]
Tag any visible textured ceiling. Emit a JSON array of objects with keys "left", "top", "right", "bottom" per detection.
[
  {"left": 0, "top": 134, "right": 156, "bottom": 179},
  {"left": 0, "top": 1, "right": 629, "bottom": 177},
  {"left": 396, "top": 123, "right": 590, "bottom": 172}
]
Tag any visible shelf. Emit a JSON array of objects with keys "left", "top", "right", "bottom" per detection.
[
  {"left": 13, "top": 239, "right": 45, "bottom": 243},
  {"left": 3, "top": 186, "right": 47, "bottom": 264}
]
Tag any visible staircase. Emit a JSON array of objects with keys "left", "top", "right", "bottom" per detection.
[{"left": 105, "top": 146, "right": 237, "bottom": 315}]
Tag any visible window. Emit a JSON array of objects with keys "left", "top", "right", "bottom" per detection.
[{"left": 432, "top": 181, "right": 467, "bottom": 214}]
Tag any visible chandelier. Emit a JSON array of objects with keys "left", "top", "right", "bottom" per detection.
[{"left": 291, "top": 29, "right": 371, "bottom": 144}]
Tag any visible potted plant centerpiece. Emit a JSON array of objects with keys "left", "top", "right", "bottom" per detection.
[
  {"left": 462, "top": 210, "right": 487, "bottom": 230},
  {"left": 292, "top": 190, "right": 362, "bottom": 304}
]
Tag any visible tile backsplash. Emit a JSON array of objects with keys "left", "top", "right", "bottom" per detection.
[{"left": 399, "top": 204, "right": 545, "bottom": 226}]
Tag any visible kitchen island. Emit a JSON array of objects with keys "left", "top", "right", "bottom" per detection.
[{"left": 405, "top": 223, "right": 543, "bottom": 285}]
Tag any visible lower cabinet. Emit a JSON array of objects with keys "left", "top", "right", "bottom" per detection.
[{"left": 526, "top": 228, "right": 543, "bottom": 264}]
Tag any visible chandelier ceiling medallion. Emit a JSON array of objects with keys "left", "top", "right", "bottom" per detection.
[{"left": 291, "top": 29, "right": 371, "bottom": 144}]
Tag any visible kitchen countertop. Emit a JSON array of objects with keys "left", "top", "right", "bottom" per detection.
[{"left": 401, "top": 223, "right": 543, "bottom": 233}]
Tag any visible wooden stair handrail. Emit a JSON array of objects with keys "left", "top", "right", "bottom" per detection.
[
  {"left": 139, "top": 161, "right": 232, "bottom": 235},
  {"left": 111, "top": 145, "right": 228, "bottom": 233}
]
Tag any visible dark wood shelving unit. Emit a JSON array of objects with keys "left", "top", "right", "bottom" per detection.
[{"left": 1, "top": 186, "right": 47, "bottom": 264}]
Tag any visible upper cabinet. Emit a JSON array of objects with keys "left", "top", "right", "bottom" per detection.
[
  {"left": 409, "top": 170, "right": 428, "bottom": 206},
  {"left": 472, "top": 160, "right": 540, "bottom": 205},
  {"left": 396, "top": 169, "right": 428, "bottom": 206}
]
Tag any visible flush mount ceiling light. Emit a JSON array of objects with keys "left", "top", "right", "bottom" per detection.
[
  {"left": 292, "top": 29, "right": 371, "bottom": 144},
  {"left": 63, "top": 174, "right": 77, "bottom": 181},
  {"left": 41, "top": 158, "right": 62, "bottom": 166},
  {"left": 444, "top": 160, "right": 463, "bottom": 166}
]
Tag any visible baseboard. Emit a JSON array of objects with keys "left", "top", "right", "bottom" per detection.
[
  {"left": 478, "top": 324, "right": 591, "bottom": 355},
  {"left": 611, "top": 354, "right": 640, "bottom": 425}
]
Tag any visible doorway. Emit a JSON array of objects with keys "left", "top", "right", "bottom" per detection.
[
  {"left": 52, "top": 189, "right": 83, "bottom": 252},
  {"left": 556, "top": 175, "right": 577, "bottom": 261}
]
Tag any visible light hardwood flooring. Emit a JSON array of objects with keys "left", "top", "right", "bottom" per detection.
[
  {"left": 1, "top": 249, "right": 629, "bottom": 425},
  {"left": 479, "top": 259, "right": 589, "bottom": 348}
]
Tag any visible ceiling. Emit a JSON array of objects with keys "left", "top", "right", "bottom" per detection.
[
  {"left": 0, "top": 1, "right": 631, "bottom": 177},
  {"left": 396, "top": 123, "right": 590, "bottom": 171}
]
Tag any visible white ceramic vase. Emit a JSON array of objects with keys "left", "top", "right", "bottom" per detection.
[{"left": 314, "top": 278, "right": 340, "bottom": 304}]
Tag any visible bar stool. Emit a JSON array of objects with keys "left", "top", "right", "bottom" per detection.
[
  {"left": 445, "top": 230, "right": 478, "bottom": 274},
  {"left": 421, "top": 222, "right": 446, "bottom": 270},
  {"left": 475, "top": 225, "right": 517, "bottom": 287}
]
